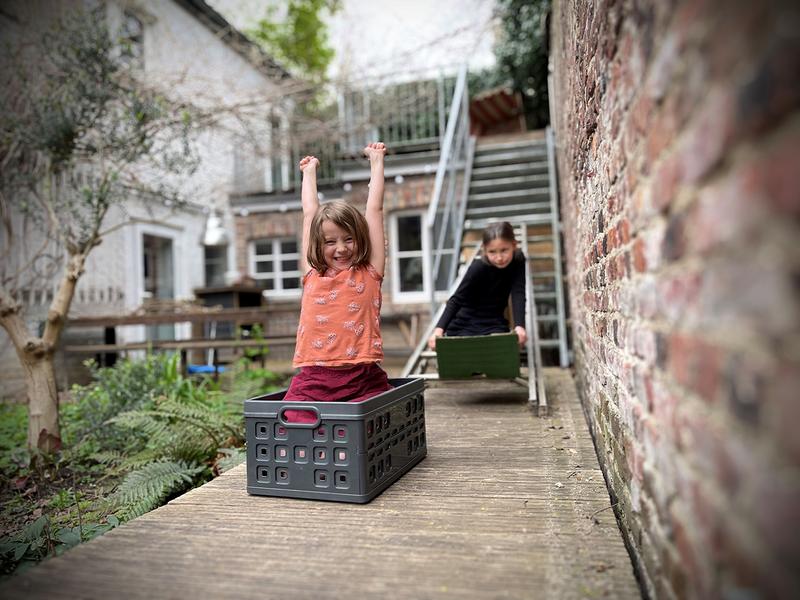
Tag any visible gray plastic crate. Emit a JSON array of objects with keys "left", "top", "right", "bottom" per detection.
[{"left": 245, "top": 378, "right": 426, "bottom": 503}]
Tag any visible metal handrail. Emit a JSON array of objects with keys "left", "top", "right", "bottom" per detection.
[
  {"left": 545, "top": 126, "right": 569, "bottom": 367},
  {"left": 521, "top": 223, "right": 547, "bottom": 414},
  {"left": 425, "top": 63, "right": 470, "bottom": 314}
]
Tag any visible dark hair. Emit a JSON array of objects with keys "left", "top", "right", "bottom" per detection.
[
  {"left": 482, "top": 221, "right": 517, "bottom": 245},
  {"left": 307, "top": 201, "right": 371, "bottom": 273},
  {"left": 480, "top": 221, "right": 519, "bottom": 265}
]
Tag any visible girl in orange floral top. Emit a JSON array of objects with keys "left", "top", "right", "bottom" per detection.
[{"left": 283, "top": 143, "right": 392, "bottom": 423}]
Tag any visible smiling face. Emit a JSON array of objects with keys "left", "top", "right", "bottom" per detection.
[
  {"left": 321, "top": 220, "right": 356, "bottom": 272},
  {"left": 484, "top": 238, "right": 516, "bottom": 269}
]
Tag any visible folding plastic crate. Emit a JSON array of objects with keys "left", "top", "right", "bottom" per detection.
[
  {"left": 245, "top": 378, "right": 426, "bottom": 503},
  {"left": 436, "top": 333, "right": 521, "bottom": 379}
]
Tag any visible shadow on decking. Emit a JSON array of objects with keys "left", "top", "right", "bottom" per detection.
[{"left": 2, "top": 369, "right": 642, "bottom": 600}]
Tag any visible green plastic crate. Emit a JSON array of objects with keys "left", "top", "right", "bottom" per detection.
[{"left": 436, "top": 333, "right": 521, "bottom": 379}]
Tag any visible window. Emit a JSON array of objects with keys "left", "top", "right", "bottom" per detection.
[
  {"left": 394, "top": 213, "right": 425, "bottom": 294},
  {"left": 204, "top": 246, "right": 227, "bottom": 287},
  {"left": 120, "top": 11, "right": 144, "bottom": 70},
  {"left": 390, "top": 211, "right": 455, "bottom": 303},
  {"left": 250, "top": 238, "right": 301, "bottom": 296}
]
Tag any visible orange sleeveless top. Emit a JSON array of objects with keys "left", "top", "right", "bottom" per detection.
[{"left": 293, "top": 264, "right": 384, "bottom": 368}]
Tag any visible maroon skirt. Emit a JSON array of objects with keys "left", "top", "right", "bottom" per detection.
[{"left": 283, "top": 363, "right": 392, "bottom": 423}]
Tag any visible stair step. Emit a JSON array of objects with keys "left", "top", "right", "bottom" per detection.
[
  {"left": 465, "top": 204, "right": 551, "bottom": 219},
  {"left": 475, "top": 138, "right": 547, "bottom": 153},
  {"left": 471, "top": 162, "right": 549, "bottom": 180},
  {"left": 469, "top": 174, "right": 551, "bottom": 193},
  {"left": 528, "top": 253, "right": 556, "bottom": 260},
  {"left": 538, "top": 340, "right": 562, "bottom": 348},
  {"left": 463, "top": 214, "right": 554, "bottom": 230},
  {"left": 468, "top": 188, "right": 551, "bottom": 204},
  {"left": 472, "top": 148, "right": 546, "bottom": 167}
]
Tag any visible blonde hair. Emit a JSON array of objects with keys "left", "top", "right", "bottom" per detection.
[{"left": 307, "top": 201, "right": 371, "bottom": 273}]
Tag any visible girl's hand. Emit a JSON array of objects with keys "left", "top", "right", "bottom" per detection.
[
  {"left": 299, "top": 155, "right": 320, "bottom": 173},
  {"left": 514, "top": 326, "right": 527, "bottom": 347},
  {"left": 363, "top": 142, "right": 387, "bottom": 161},
  {"left": 428, "top": 327, "right": 444, "bottom": 350}
]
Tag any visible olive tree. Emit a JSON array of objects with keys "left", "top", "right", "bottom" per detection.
[{"left": 0, "top": 8, "right": 200, "bottom": 451}]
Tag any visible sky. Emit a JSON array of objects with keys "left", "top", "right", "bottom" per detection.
[{"left": 209, "top": 0, "right": 498, "bottom": 84}]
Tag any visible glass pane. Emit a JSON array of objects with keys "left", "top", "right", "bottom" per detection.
[
  {"left": 397, "top": 215, "right": 422, "bottom": 252},
  {"left": 281, "top": 259, "right": 298, "bottom": 271},
  {"left": 433, "top": 213, "right": 455, "bottom": 248},
  {"left": 434, "top": 252, "right": 454, "bottom": 291},
  {"left": 281, "top": 239, "right": 298, "bottom": 254},
  {"left": 398, "top": 257, "right": 424, "bottom": 292},
  {"left": 282, "top": 277, "right": 300, "bottom": 290},
  {"left": 254, "top": 241, "right": 272, "bottom": 256},
  {"left": 260, "top": 278, "right": 274, "bottom": 291},
  {"left": 256, "top": 261, "right": 273, "bottom": 274},
  {"left": 205, "top": 246, "right": 224, "bottom": 260}
]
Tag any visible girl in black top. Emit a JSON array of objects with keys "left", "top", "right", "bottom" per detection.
[{"left": 428, "top": 221, "right": 528, "bottom": 349}]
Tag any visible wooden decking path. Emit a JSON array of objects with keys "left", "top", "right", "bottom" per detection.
[{"left": 2, "top": 368, "right": 641, "bottom": 599}]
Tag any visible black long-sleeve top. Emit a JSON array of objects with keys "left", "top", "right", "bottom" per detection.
[{"left": 435, "top": 250, "right": 526, "bottom": 336}]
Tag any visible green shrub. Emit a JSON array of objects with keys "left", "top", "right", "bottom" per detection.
[{"left": 1, "top": 351, "right": 289, "bottom": 577}]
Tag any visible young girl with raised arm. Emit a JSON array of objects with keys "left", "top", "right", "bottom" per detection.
[
  {"left": 428, "top": 221, "right": 528, "bottom": 350},
  {"left": 284, "top": 143, "right": 392, "bottom": 423}
]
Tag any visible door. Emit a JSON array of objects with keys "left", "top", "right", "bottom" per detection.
[{"left": 142, "top": 234, "right": 175, "bottom": 341}]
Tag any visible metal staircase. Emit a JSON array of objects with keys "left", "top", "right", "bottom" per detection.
[
  {"left": 401, "top": 66, "right": 569, "bottom": 415},
  {"left": 463, "top": 130, "right": 570, "bottom": 368}
]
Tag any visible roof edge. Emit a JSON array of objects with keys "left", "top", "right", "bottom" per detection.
[{"left": 172, "top": 0, "right": 292, "bottom": 82}]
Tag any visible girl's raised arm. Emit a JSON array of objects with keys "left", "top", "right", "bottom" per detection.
[
  {"left": 298, "top": 155, "right": 320, "bottom": 273},
  {"left": 363, "top": 142, "right": 387, "bottom": 276}
]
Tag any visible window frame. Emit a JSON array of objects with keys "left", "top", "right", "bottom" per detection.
[
  {"left": 389, "top": 210, "right": 452, "bottom": 304},
  {"left": 249, "top": 237, "right": 302, "bottom": 298},
  {"left": 204, "top": 245, "right": 227, "bottom": 288}
]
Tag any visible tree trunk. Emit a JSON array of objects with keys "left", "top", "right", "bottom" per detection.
[
  {"left": 1, "top": 251, "right": 88, "bottom": 451},
  {"left": 22, "top": 352, "right": 61, "bottom": 453}
]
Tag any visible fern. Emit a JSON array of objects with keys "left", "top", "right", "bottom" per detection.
[
  {"left": 88, "top": 450, "right": 124, "bottom": 466},
  {"left": 111, "top": 460, "right": 204, "bottom": 520}
]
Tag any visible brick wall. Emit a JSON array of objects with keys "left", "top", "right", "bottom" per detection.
[{"left": 550, "top": 1, "right": 799, "bottom": 598}]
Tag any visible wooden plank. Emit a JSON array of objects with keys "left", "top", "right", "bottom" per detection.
[
  {"left": 67, "top": 307, "right": 296, "bottom": 328},
  {"left": 1, "top": 368, "right": 640, "bottom": 599},
  {"left": 62, "top": 337, "right": 296, "bottom": 354}
]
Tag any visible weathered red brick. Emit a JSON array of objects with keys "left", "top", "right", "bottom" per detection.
[
  {"left": 616, "top": 217, "right": 631, "bottom": 244},
  {"left": 733, "top": 28, "right": 800, "bottom": 140},
  {"left": 680, "top": 89, "right": 736, "bottom": 184},
  {"left": 656, "top": 270, "right": 702, "bottom": 325},
  {"left": 651, "top": 153, "right": 682, "bottom": 213},
  {"left": 749, "top": 469, "right": 800, "bottom": 570},
  {"left": 646, "top": 95, "right": 680, "bottom": 165},
  {"left": 670, "top": 505, "right": 715, "bottom": 596},
  {"left": 766, "top": 363, "right": 800, "bottom": 464},
  {"left": 740, "top": 125, "right": 800, "bottom": 217},
  {"left": 632, "top": 237, "right": 647, "bottom": 272}
]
